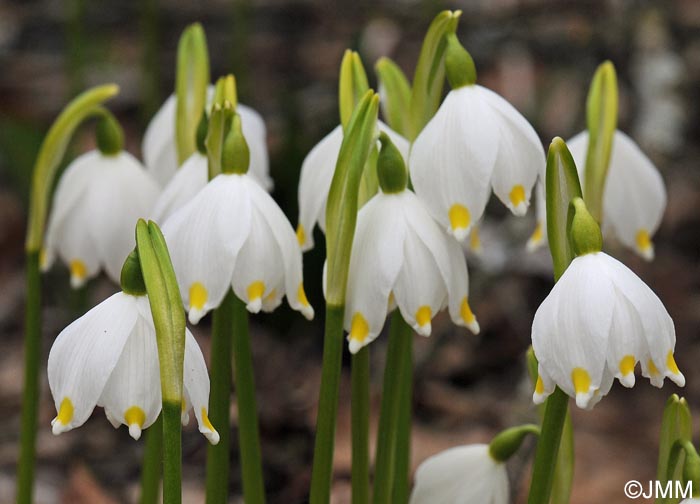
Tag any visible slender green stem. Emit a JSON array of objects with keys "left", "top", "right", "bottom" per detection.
[
  {"left": 70, "top": 284, "right": 89, "bottom": 318},
  {"left": 310, "top": 305, "right": 345, "bottom": 504},
  {"left": 17, "top": 252, "right": 41, "bottom": 504},
  {"left": 162, "top": 401, "right": 182, "bottom": 504},
  {"left": 527, "top": 387, "right": 570, "bottom": 504},
  {"left": 373, "top": 312, "right": 412, "bottom": 504},
  {"left": 392, "top": 333, "right": 413, "bottom": 504},
  {"left": 231, "top": 295, "right": 266, "bottom": 504},
  {"left": 140, "top": 416, "right": 162, "bottom": 504},
  {"left": 351, "top": 348, "right": 370, "bottom": 504},
  {"left": 206, "top": 290, "right": 234, "bottom": 504}
]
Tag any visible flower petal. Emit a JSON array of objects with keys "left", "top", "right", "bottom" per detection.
[
  {"left": 48, "top": 292, "right": 138, "bottom": 434},
  {"left": 238, "top": 104, "right": 273, "bottom": 191},
  {"left": 151, "top": 152, "right": 208, "bottom": 223},
  {"left": 142, "top": 95, "right": 179, "bottom": 187},
  {"left": 183, "top": 329, "right": 219, "bottom": 444},
  {"left": 526, "top": 178, "right": 548, "bottom": 252}
]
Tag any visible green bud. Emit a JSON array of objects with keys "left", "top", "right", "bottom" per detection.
[
  {"left": 120, "top": 249, "right": 146, "bottom": 296},
  {"left": 95, "top": 112, "right": 124, "bottom": 156},
  {"left": 377, "top": 132, "right": 407, "bottom": 193},
  {"left": 196, "top": 112, "right": 209, "bottom": 155},
  {"left": 445, "top": 33, "right": 476, "bottom": 89},
  {"left": 221, "top": 114, "right": 250, "bottom": 175},
  {"left": 488, "top": 424, "right": 540, "bottom": 463},
  {"left": 683, "top": 445, "right": 700, "bottom": 496},
  {"left": 567, "top": 197, "right": 603, "bottom": 256}
]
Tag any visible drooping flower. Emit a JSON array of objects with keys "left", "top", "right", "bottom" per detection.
[
  {"left": 344, "top": 134, "right": 478, "bottom": 354},
  {"left": 161, "top": 117, "right": 313, "bottom": 324},
  {"left": 48, "top": 291, "right": 219, "bottom": 443},
  {"left": 567, "top": 130, "right": 666, "bottom": 260},
  {"left": 142, "top": 93, "right": 272, "bottom": 189},
  {"left": 409, "top": 35, "right": 544, "bottom": 242},
  {"left": 409, "top": 444, "right": 508, "bottom": 504},
  {"left": 41, "top": 150, "right": 160, "bottom": 288},
  {"left": 532, "top": 251, "right": 684, "bottom": 410},
  {"left": 296, "top": 121, "right": 409, "bottom": 251}
]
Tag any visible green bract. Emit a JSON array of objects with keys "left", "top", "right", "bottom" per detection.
[
  {"left": 120, "top": 249, "right": 146, "bottom": 296},
  {"left": 375, "top": 57, "right": 411, "bottom": 137},
  {"left": 325, "top": 90, "right": 379, "bottom": 306},
  {"left": 489, "top": 424, "right": 540, "bottom": 463},
  {"left": 339, "top": 50, "right": 370, "bottom": 130},
  {"left": 95, "top": 111, "right": 124, "bottom": 156},
  {"left": 444, "top": 33, "right": 477, "bottom": 89},
  {"left": 657, "top": 394, "right": 692, "bottom": 504},
  {"left": 222, "top": 114, "right": 250, "bottom": 175}
]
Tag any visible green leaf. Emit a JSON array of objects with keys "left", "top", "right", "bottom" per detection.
[
  {"left": 339, "top": 50, "right": 370, "bottom": 130},
  {"left": 657, "top": 395, "right": 692, "bottom": 504},
  {"left": 325, "top": 90, "right": 379, "bottom": 305},
  {"left": 175, "top": 23, "right": 210, "bottom": 165},
  {"left": 26, "top": 84, "right": 119, "bottom": 252},
  {"left": 583, "top": 61, "right": 618, "bottom": 223},
  {"left": 545, "top": 137, "right": 584, "bottom": 281},
  {"left": 407, "top": 10, "right": 461, "bottom": 141},
  {"left": 375, "top": 57, "right": 411, "bottom": 136}
]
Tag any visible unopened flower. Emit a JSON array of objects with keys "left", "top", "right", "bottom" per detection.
[
  {"left": 532, "top": 251, "right": 684, "bottom": 409},
  {"left": 143, "top": 93, "right": 271, "bottom": 189},
  {"left": 48, "top": 291, "right": 219, "bottom": 443},
  {"left": 567, "top": 130, "right": 666, "bottom": 260},
  {"left": 41, "top": 150, "right": 160, "bottom": 288},
  {"left": 409, "top": 444, "right": 508, "bottom": 504},
  {"left": 296, "top": 122, "right": 409, "bottom": 251},
  {"left": 162, "top": 169, "right": 313, "bottom": 324},
  {"left": 410, "top": 35, "right": 544, "bottom": 242}
]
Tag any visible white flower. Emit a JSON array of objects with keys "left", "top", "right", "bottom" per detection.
[
  {"left": 409, "top": 444, "right": 508, "bottom": 504},
  {"left": 532, "top": 251, "right": 684, "bottom": 410},
  {"left": 344, "top": 189, "right": 478, "bottom": 354},
  {"left": 162, "top": 172, "right": 313, "bottom": 324},
  {"left": 567, "top": 130, "right": 666, "bottom": 260},
  {"left": 526, "top": 179, "right": 547, "bottom": 252},
  {"left": 151, "top": 151, "right": 208, "bottom": 223},
  {"left": 41, "top": 150, "right": 160, "bottom": 288},
  {"left": 296, "top": 122, "right": 409, "bottom": 251},
  {"left": 48, "top": 291, "right": 219, "bottom": 443},
  {"left": 142, "top": 93, "right": 272, "bottom": 190},
  {"left": 410, "top": 85, "right": 545, "bottom": 241}
]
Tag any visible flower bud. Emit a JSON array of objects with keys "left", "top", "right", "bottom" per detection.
[
  {"left": 221, "top": 114, "right": 250, "bottom": 175},
  {"left": 96, "top": 112, "right": 124, "bottom": 156},
  {"left": 445, "top": 33, "right": 476, "bottom": 89},
  {"left": 568, "top": 197, "right": 603, "bottom": 256},
  {"left": 377, "top": 132, "right": 407, "bottom": 193}
]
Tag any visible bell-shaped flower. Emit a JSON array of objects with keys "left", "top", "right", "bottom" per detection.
[
  {"left": 409, "top": 35, "right": 544, "bottom": 242},
  {"left": 48, "top": 291, "right": 219, "bottom": 443},
  {"left": 409, "top": 444, "right": 508, "bottom": 504},
  {"left": 344, "top": 134, "right": 478, "bottom": 354},
  {"left": 41, "top": 150, "right": 160, "bottom": 288},
  {"left": 532, "top": 250, "right": 684, "bottom": 410},
  {"left": 142, "top": 93, "right": 272, "bottom": 190},
  {"left": 296, "top": 121, "right": 409, "bottom": 251},
  {"left": 567, "top": 130, "right": 666, "bottom": 260},
  {"left": 162, "top": 116, "right": 313, "bottom": 324}
]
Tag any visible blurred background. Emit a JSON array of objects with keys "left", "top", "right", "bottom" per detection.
[{"left": 1, "top": 0, "right": 699, "bottom": 502}]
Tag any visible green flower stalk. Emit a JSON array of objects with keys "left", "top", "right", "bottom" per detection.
[
  {"left": 18, "top": 84, "right": 118, "bottom": 504},
  {"left": 657, "top": 395, "right": 693, "bottom": 504}
]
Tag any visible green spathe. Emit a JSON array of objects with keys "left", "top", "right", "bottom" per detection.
[
  {"left": 444, "top": 33, "right": 476, "bottom": 89},
  {"left": 339, "top": 50, "right": 370, "bottom": 130},
  {"left": 222, "top": 114, "right": 250, "bottom": 175},
  {"left": 120, "top": 249, "right": 146, "bottom": 296},
  {"left": 488, "top": 424, "right": 540, "bottom": 463},
  {"left": 567, "top": 198, "right": 603, "bottom": 256},
  {"left": 377, "top": 132, "right": 407, "bottom": 193},
  {"left": 95, "top": 112, "right": 124, "bottom": 156}
]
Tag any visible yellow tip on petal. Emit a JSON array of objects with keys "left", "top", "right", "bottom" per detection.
[
  {"left": 666, "top": 351, "right": 680, "bottom": 375},
  {"left": 246, "top": 281, "right": 265, "bottom": 312},
  {"left": 265, "top": 289, "right": 277, "bottom": 302},
  {"left": 414, "top": 305, "right": 432, "bottom": 336},
  {"left": 648, "top": 358, "right": 660, "bottom": 376},
  {"left": 635, "top": 229, "right": 654, "bottom": 260},
  {"left": 349, "top": 313, "right": 370, "bottom": 353},
  {"left": 189, "top": 282, "right": 208, "bottom": 311},
  {"left": 297, "top": 283, "right": 314, "bottom": 320},
  {"left": 124, "top": 406, "right": 146, "bottom": 440},
  {"left": 469, "top": 225, "right": 482, "bottom": 253},
  {"left": 69, "top": 259, "right": 87, "bottom": 288},
  {"left": 572, "top": 367, "right": 591, "bottom": 395},
  {"left": 388, "top": 292, "right": 396, "bottom": 311},
  {"left": 52, "top": 397, "right": 74, "bottom": 434},
  {"left": 535, "top": 376, "right": 545, "bottom": 395},
  {"left": 448, "top": 204, "right": 471, "bottom": 240},
  {"left": 460, "top": 297, "right": 480, "bottom": 334},
  {"left": 201, "top": 407, "right": 220, "bottom": 445},
  {"left": 527, "top": 222, "right": 544, "bottom": 252},
  {"left": 296, "top": 224, "right": 306, "bottom": 246},
  {"left": 509, "top": 184, "right": 527, "bottom": 214},
  {"left": 619, "top": 355, "right": 636, "bottom": 376}
]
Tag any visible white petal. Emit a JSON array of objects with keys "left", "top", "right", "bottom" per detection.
[
  {"left": 246, "top": 176, "right": 313, "bottom": 319},
  {"left": 99, "top": 299, "right": 162, "bottom": 440},
  {"left": 605, "top": 291, "right": 644, "bottom": 388},
  {"left": 162, "top": 174, "right": 251, "bottom": 323},
  {"left": 526, "top": 178, "right": 548, "bottom": 252},
  {"left": 238, "top": 104, "right": 273, "bottom": 191},
  {"left": 478, "top": 86, "right": 544, "bottom": 216},
  {"left": 142, "top": 95, "right": 179, "bottom": 187},
  {"left": 48, "top": 292, "right": 138, "bottom": 434},
  {"left": 151, "top": 152, "right": 208, "bottom": 223},
  {"left": 297, "top": 126, "right": 343, "bottom": 251},
  {"left": 183, "top": 330, "right": 219, "bottom": 444},
  {"left": 410, "top": 444, "right": 508, "bottom": 504},
  {"left": 410, "top": 87, "right": 498, "bottom": 240},
  {"left": 344, "top": 193, "right": 408, "bottom": 352}
]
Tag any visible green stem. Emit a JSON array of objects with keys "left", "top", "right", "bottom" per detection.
[
  {"left": 140, "top": 416, "right": 162, "bottom": 504},
  {"left": 206, "top": 290, "right": 234, "bottom": 504},
  {"left": 392, "top": 333, "right": 413, "bottom": 504},
  {"left": 70, "top": 283, "right": 89, "bottom": 318},
  {"left": 17, "top": 252, "right": 41, "bottom": 504},
  {"left": 162, "top": 401, "right": 182, "bottom": 504},
  {"left": 351, "top": 348, "right": 370, "bottom": 504},
  {"left": 527, "top": 387, "right": 570, "bottom": 504},
  {"left": 373, "top": 312, "right": 412, "bottom": 504},
  {"left": 231, "top": 295, "right": 266, "bottom": 504},
  {"left": 309, "top": 304, "right": 345, "bottom": 504}
]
